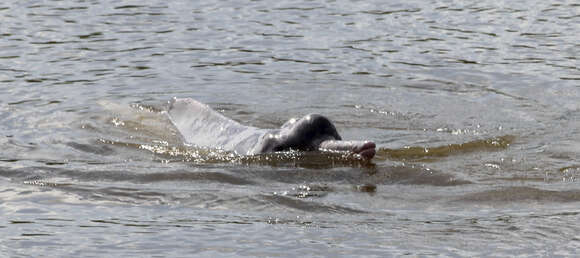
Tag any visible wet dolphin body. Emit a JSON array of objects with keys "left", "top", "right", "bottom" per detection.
[{"left": 167, "top": 98, "right": 376, "bottom": 159}]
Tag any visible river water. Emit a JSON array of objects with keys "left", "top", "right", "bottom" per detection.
[{"left": 1, "top": 0, "right": 579, "bottom": 256}]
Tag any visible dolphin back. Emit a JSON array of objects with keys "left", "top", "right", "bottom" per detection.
[{"left": 167, "top": 98, "right": 265, "bottom": 154}]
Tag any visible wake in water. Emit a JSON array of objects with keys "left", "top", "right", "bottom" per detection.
[
  {"left": 96, "top": 100, "right": 376, "bottom": 167},
  {"left": 95, "top": 100, "right": 514, "bottom": 168}
]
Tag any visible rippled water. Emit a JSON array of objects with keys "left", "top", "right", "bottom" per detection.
[{"left": 1, "top": 0, "right": 579, "bottom": 256}]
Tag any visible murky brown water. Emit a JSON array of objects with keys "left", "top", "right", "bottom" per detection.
[{"left": 1, "top": 0, "right": 579, "bottom": 256}]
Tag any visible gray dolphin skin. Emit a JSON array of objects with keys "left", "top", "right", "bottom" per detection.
[{"left": 168, "top": 98, "right": 376, "bottom": 159}]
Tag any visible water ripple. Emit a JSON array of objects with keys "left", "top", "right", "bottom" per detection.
[{"left": 1, "top": 0, "right": 579, "bottom": 255}]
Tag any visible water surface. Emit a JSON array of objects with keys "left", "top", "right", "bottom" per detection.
[{"left": 1, "top": 0, "right": 579, "bottom": 256}]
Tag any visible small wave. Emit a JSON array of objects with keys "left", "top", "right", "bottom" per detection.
[
  {"left": 260, "top": 194, "right": 367, "bottom": 214},
  {"left": 375, "top": 135, "right": 514, "bottom": 162},
  {"left": 456, "top": 186, "right": 580, "bottom": 203},
  {"left": 67, "top": 142, "right": 115, "bottom": 156},
  {"left": 362, "top": 8, "right": 421, "bottom": 15},
  {"left": 12, "top": 177, "right": 368, "bottom": 213}
]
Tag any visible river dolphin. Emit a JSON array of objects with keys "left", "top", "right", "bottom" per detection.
[{"left": 168, "top": 98, "right": 376, "bottom": 159}]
